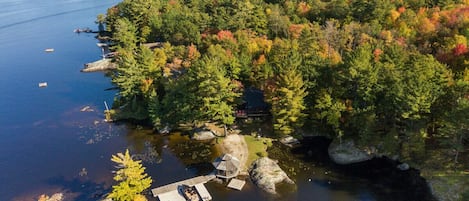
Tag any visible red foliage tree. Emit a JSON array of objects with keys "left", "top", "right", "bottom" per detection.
[
  {"left": 217, "top": 30, "right": 236, "bottom": 42},
  {"left": 453, "top": 43, "right": 468, "bottom": 56}
]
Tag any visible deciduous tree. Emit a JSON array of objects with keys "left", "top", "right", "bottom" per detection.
[{"left": 108, "top": 149, "right": 152, "bottom": 201}]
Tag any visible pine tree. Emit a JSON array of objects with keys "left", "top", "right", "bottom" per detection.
[
  {"left": 190, "top": 56, "right": 241, "bottom": 125},
  {"left": 113, "top": 18, "right": 137, "bottom": 50},
  {"left": 108, "top": 149, "right": 152, "bottom": 201},
  {"left": 267, "top": 51, "right": 307, "bottom": 135}
]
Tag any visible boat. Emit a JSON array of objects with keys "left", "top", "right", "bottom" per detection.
[
  {"left": 38, "top": 82, "right": 48, "bottom": 87},
  {"left": 179, "top": 185, "right": 201, "bottom": 201},
  {"left": 44, "top": 48, "right": 54, "bottom": 52},
  {"left": 96, "top": 43, "right": 108, "bottom": 48}
]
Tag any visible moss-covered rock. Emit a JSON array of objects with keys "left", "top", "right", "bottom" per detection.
[{"left": 249, "top": 157, "right": 294, "bottom": 194}]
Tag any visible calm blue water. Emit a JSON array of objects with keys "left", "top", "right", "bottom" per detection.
[{"left": 0, "top": 1, "right": 413, "bottom": 201}]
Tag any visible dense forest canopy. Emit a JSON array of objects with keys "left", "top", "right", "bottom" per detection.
[{"left": 102, "top": 0, "right": 469, "bottom": 165}]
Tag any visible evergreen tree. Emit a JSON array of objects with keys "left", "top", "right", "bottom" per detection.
[
  {"left": 342, "top": 44, "right": 379, "bottom": 139},
  {"left": 113, "top": 18, "right": 137, "bottom": 50},
  {"left": 108, "top": 149, "right": 152, "bottom": 201},
  {"left": 155, "top": 77, "right": 199, "bottom": 126},
  {"left": 437, "top": 74, "right": 469, "bottom": 164},
  {"left": 314, "top": 89, "right": 346, "bottom": 140},
  {"left": 112, "top": 45, "right": 161, "bottom": 120},
  {"left": 267, "top": 51, "right": 307, "bottom": 135},
  {"left": 189, "top": 56, "right": 241, "bottom": 125}
]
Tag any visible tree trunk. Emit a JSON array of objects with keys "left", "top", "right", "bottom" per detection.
[{"left": 454, "top": 132, "right": 464, "bottom": 164}]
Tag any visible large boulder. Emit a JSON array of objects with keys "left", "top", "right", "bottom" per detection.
[
  {"left": 192, "top": 130, "right": 216, "bottom": 141},
  {"left": 249, "top": 157, "right": 294, "bottom": 194},
  {"left": 328, "top": 140, "right": 374, "bottom": 165}
]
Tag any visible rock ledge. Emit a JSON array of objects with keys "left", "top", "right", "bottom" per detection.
[
  {"left": 328, "top": 140, "right": 374, "bottom": 165},
  {"left": 249, "top": 157, "right": 294, "bottom": 194}
]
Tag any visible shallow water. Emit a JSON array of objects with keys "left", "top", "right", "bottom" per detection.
[{"left": 0, "top": 1, "right": 431, "bottom": 201}]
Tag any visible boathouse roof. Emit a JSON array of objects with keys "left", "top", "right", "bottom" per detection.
[{"left": 212, "top": 154, "right": 240, "bottom": 179}]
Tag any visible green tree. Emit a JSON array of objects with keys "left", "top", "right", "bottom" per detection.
[
  {"left": 117, "top": 0, "right": 157, "bottom": 43},
  {"left": 438, "top": 76, "right": 469, "bottom": 164},
  {"left": 113, "top": 18, "right": 138, "bottom": 50},
  {"left": 112, "top": 45, "right": 162, "bottom": 120},
  {"left": 158, "top": 4, "right": 207, "bottom": 45},
  {"left": 96, "top": 13, "right": 106, "bottom": 32},
  {"left": 399, "top": 54, "right": 448, "bottom": 120},
  {"left": 153, "top": 77, "right": 198, "bottom": 126},
  {"left": 341, "top": 44, "right": 380, "bottom": 140},
  {"left": 314, "top": 89, "right": 346, "bottom": 141},
  {"left": 108, "top": 149, "right": 152, "bottom": 201},
  {"left": 189, "top": 55, "right": 241, "bottom": 125},
  {"left": 267, "top": 50, "right": 307, "bottom": 135}
]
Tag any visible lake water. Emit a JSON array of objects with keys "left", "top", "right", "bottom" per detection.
[{"left": 0, "top": 1, "right": 430, "bottom": 201}]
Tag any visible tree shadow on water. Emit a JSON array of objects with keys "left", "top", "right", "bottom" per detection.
[{"left": 45, "top": 176, "right": 110, "bottom": 201}]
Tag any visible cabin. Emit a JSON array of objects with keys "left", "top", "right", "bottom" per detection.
[
  {"left": 212, "top": 154, "right": 240, "bottom": 180},
  {"left": 235, "top": 87, "right": 270, "bottom": 118}
]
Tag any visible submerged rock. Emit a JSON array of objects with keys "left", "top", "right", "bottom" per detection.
[
  {"left": 328, "top": 140, "right": 374, "bottom": 165},
  {"left": 397, "top": 163, "right": 410, "bottom": 171},
  {"left": 158, "top": 125, "right": 171, "bottom": 134},
  {"left": 38, "top": 193, "right": 63, "bottom": 201},
  {"left": 249, "top": 157, "right": 294, "bottom": 194}
]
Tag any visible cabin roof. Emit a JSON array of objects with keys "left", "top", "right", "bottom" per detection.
[{"left": 242, "top": 87, "right": 268, "bottom": 110}]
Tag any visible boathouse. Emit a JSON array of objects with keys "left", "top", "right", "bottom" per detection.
[{"left": 212, "top": 154, "right": 240, "bottom": 180}]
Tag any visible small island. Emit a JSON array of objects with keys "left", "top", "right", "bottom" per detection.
[{"left": 84, "top": 0, "right": 469, "bottom": 200}]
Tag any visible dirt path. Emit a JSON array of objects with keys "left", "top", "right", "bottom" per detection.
[{"left": 220, "top": 134, "right": 249, "bottom": 173}]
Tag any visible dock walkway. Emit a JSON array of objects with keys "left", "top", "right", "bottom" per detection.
[{"left": 151, "top": 174, "right": 215, "bottom": 200}]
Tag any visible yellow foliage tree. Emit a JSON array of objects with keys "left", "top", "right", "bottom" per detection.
[{"left": 107, "top": 149, "right": 152, "bottom": 201}]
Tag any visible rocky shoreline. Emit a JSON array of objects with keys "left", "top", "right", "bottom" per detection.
[{"left": 297, "top": 136, "right": 437, "bottom": 201}]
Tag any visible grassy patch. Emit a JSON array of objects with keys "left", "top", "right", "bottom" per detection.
[{"left": 244, "top": 135, "right": 273, "bottom": 167}]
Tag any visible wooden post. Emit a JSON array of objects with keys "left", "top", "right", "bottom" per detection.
[{"left": 104, "top": 101, "right": 111, "bottom": 122}]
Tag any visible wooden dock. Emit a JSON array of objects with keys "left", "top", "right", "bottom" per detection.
[{"left": 151, "top": 174, "right": 215, "bottom": 201}]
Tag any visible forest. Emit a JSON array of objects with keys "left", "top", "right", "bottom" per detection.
[{"left": 100, "top": 0, "right": 469, "bottom": 181}]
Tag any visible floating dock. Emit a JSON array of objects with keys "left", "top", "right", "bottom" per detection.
[{"left": 227, "top": 178, "right": 246, "bottom": 191}]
